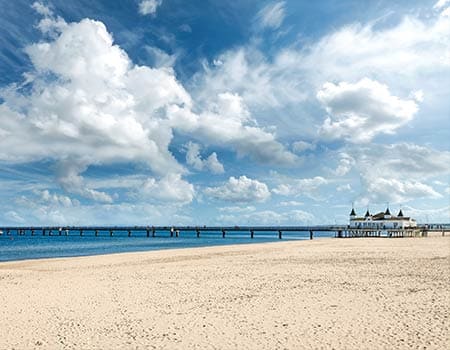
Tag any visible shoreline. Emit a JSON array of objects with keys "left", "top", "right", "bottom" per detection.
[
  {"left": 1, "top": 237, "right": 449, "bottom": 349},
  {"left": 0, "top": 233, "right": 334, "bottom": 264}
]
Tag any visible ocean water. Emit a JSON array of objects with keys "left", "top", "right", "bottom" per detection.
[{"left": 0, "top": 230, "right": 334, "bottom": 262}]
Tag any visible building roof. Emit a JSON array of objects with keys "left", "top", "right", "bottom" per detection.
[
  {"left": 385, "top": 207, "right": 391, "bottom": 216},
  {"left": 398, "top": 209, "right": 403, "bottom": 217},
  {"left": 350, "top": 208, "right": 356, "bottom": 216},
  {"left": 365, "top": 209, "right": 371, "bottom": 217}
]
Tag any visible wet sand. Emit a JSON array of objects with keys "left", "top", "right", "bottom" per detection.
[{"left": 0, "top": 237, "right": 449, "bottom": 349}]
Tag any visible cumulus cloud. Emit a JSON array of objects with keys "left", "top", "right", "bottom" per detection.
[
  {"left": 365, "top": 178, "right": 441, "bottom": 203},
  {"left": 185, "top": 142, "right": 224, "bottom": 174},
  {"left": 193, "top": 5, "right": 450, "bottom": 142},
  {"left": 255, "top": 1, "right": 286, "bottom": 30},
  {"left": 139, "top": 0, "right": 162, "bottom": 16},
  {"left": 35, "top": 189, "right": 79, "bottom": 207},
  {"left": 139, "top": 174, "right": 195, "bottom": 204},
  {"left": 353, "top": 143, "right": 450, "bottom": 203},
  {"left": 318, "top": 78, "right": 418, "bottom": 142},
  {"left": 0, "top": 10, "right": 297, "bottom": 206},
  {"left": 272, "top": 176, "right": 328, "bottom": 198},
  {"left": 204, "top": 176, "right": 271, "bottom": 203}
]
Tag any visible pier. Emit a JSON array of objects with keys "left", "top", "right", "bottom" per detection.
[{"left": 0, "top": 225, "right": 448, "bottom": 239}]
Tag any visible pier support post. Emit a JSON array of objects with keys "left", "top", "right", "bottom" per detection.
[
  {"left": 222, "top": 229, "right": 226, "bottom": 238},
  {"left": 278, "top": 230, "right": 282, "bottom": 239},
  {"left": 250, "top": 230, "right": 254, "bottom": 239},
  {"left": 128, "top": 230, "right": 131, "bottom": 237},
  {"left": 196, "top": 229, "right": 200, "bottom": 238},
  {"left": 152, "top": 227, "right": 155, "bottom": 237},
  {"left": 43, "top": 229, "right": 46, "bottom": 236},
  {"left": 310, "top": 230, "right": 313, "bottom": 240},
  {"left": 95, "top": 230, "right": 98, "bottom": 237}
]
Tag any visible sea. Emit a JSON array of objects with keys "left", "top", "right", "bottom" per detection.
[{"left": 0, "top": 229, "right": 334, "bottom": 262}]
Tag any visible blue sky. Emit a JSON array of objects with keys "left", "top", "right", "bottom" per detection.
[{"left": 0, "top": 0, "right": 449, "bottom": 226}]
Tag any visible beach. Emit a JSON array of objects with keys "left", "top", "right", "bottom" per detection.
[{"left": 0, "top": 237, "right": 449, "bottom": 349}]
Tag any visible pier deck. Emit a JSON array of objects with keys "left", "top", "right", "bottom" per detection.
[{"left": 1, "top": 225, "right": 448, "bottom": 239}]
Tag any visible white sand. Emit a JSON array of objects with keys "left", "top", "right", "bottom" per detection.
[{"left": 0, "top": 237, "right": 449, "bottom": 349}]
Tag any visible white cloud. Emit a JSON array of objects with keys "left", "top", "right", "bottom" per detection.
[
  {"left": 218, "top": 206, "right": 256, "bottom": 213},
  {"left": 217, "top": 209, "right": 314, "bottom": 225},
  {"left": 192, "top": 47, "right": 308, "bottom": 111},
  {"left": 365, "top": 178, "right": 441, "bottom": 203},
  {"left": 35, "top": 190, "right": 79, "bottom": 208},
  {"left": 292, "top": 140, "right": 316, "bottom": 153},
  {"left": 318, "top": 78, "right": 418, "bottom": 143},
  {"left": 278, "top": 200, "right": 304, "bottom": 207},
  {"left": 144, "top": 46, "right": 177, "bottom": 68},
  {"left": 32, "top": 2, "right": 67, "bottom": 36},
  {"left": 337, "top": 184, "right": 352, "bottom": 192},
  {"left": 0, "top": 12, "right": 297, "bottom": 205},
  {"left": 139, "top": 0, "right": 162, "bottom": 16},
  {"left": 139, "top": 174, "right": 195, "bottom": 204},
  {"left": 193, "top": 6, "right": 450, "bottom": 142},
  {"left": 334, "top": 153, "right": 355, "bottom": 176},
  {"left": 56, "top": 159, "right": 113, "bottom": 203},
  {"left": 204, "top": 176, "right": 271, "bottom": 203},
  {"left": 168, "top": 94, "right": 297, "bottom": 165},
  {"left": 255, "top": 1, "right": 286, "bottom": 30},
  {"left": 185, "top": 142, "right": 225, "bottom": 174},
  {"left": 434, "top": 0, "right": 450, "bottom": 9},
  {"left": 273, "top": 176, "right": 328, "bottom": 198},
  {"left": 353, "top": 143, "right": 450, "bottom": 203},
  {"left": 402, "top": 205, "right": 450, "bottom": 223}
]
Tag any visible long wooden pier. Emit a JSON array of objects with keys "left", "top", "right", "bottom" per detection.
[{"left": 0, "top": 225, "right": 448, "bottom": 239}]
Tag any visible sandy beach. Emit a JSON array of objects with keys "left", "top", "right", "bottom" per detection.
[{"left": 0, "top": 237, "right": 449, "bottom": 349}]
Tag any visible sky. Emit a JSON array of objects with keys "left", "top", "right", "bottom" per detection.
[{"left": 0, "top": 0, "right": 449, "bottom": 226}]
